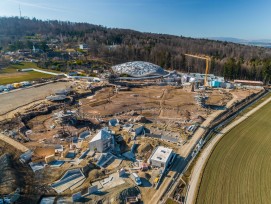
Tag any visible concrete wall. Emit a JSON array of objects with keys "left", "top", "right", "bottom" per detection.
[
  {"left": 150, "top": 159, "right": 164, "bottom": 168},
  {"left": 21, "top": 68, "right": 62, "bottom": 76},
  {"left": 45, "top": 154, "right": 55, "bottom": 164},
  {"left": 72, "top": 192, "right": 81, "bottom": 202},
  {"left": 89, "top": 138, "right": 112, "bottom": 153},
  {"left": 135, "top": 126, "right": 145, "bottom": 136},
  {"left": 88, "top": 185, "right": 98, "bottom": 194},
  {"left": 89, "top": 140, "right": 103, "bottom": 152},
  {"left": 61, "top": 149, "right": 69, "bottom": 158},
  {"left": 150, "top": 152, "right": 173, "bottom": 168}
]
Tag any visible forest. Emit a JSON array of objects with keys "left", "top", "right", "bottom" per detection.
[{"left": 1, "top": 17, "right": 271, "bottom": 82}]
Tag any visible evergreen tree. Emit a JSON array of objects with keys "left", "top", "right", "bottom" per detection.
[{"left": 263, "top": 60, "right": 271, "bottom": 84}]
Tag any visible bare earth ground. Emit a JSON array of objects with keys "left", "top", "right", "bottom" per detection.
[
  {"left": 230, "top": 88, "right": 260, "bottom": 100},
  {"left": 0, "top": 83, "right": 262, "bottom": 203},
  {"left": 24, "top": 112, "right": 88, "bottom": 148},
  {"left": 80, "top": 86, "right": 205, "bottom": 119},
  {"left": 146, "top": 89, "right": 262, "bottom": 204},
  {"left": 0, "top": 81, "right": 70, "bottom": 115}
]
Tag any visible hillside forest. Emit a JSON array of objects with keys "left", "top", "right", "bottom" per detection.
[{"left": 1, "top": 17, "right": 271, "bottom": 82}]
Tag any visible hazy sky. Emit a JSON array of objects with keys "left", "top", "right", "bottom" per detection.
[{"left": 0, "top": 0, "right": 271, "bottom": 39}]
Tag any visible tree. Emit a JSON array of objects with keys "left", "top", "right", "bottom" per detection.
[
  {"left": 1, "top": 17, "right": 271, "bottom": 80},
  {"left": 165, "top": 52, "right": 171, "bottom": 69},
  {"left": 263, "top": 60, "right": 271, "bottom": 84},
  {"left": 250, "top": 64, "right": 257, "bottom": 80},
  {"left": 223, "top": 58, "right": 236, "bottom": 80},
  {"left": 235, "top": 60, "right": 241, "bottom": 79}
]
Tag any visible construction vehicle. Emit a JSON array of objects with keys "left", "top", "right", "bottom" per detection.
[
  {"left": 12, "top": 83, "right": 22, "bottom": 88},
  {"left": 184, "top": 54, "right": 211, "bottom": 87}
]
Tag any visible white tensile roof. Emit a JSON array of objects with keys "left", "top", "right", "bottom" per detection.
[{"left": 112, "top": 61, "right": 166, "bottom": 77}]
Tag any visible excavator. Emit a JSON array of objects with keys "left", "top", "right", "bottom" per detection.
[{"left": 184, "top": 54, "right": 211, "bottom": 87}]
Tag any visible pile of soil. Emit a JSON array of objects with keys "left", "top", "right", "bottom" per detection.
[
  {"left": 130, "top": 111, "right": 139, "bottom": 116},
  {"left": 0, "top": 153, "right": 18, "bottom": 195},
  {"left": 195, "top": 115, "right": 205, "bottom": 123},
  {"left": 137, "top": 143, "right": 153, "bottom": 154},
  {"left": 88, "top": 169, "right": 105, "bottom": 181},
  {"left": 117, "top": 186, "right": 141, "bottom": 204},
  {"left": 134, "top": 115, "right": 148, "bottom": 123}
]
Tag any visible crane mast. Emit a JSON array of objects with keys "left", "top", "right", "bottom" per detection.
[{"left": 184, "top": 54, "right": 211, "bottom": 87}]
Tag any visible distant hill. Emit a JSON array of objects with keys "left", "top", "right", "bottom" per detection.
[
  {"left": 0, "top": 17, "right": 271, "bottom": 82},
  {"left": 209, "top": 37, "right": 271, "bottom": 48}
]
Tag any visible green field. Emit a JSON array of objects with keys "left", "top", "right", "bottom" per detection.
[
  {"left": 197, "top": 100, "right": 271, "bottom": 204},
  {"left": 0, "top": 71, "right": 54, "bottom": 85},
  {"left": 0, "top": 62, "right": 38, "bottom": 73},
  {"left": 0, "top": 62, "right": 59, "bottom": 85}
]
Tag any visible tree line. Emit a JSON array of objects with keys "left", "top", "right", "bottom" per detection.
[{"left": 1, "top": 17, "right": 271, "bottom": 83}]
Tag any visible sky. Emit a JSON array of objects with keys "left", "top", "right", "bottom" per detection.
[{"left": 0, "top": 0, "right": 271, "bottom": 39}]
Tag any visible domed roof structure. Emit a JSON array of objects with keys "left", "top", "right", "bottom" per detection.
[{"left": 112, "top": 61, "right": 167, "bottom": 77}]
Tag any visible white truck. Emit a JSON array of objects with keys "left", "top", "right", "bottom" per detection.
[{"left": 132, "top": 173, "right": 142, "bottom": 186}]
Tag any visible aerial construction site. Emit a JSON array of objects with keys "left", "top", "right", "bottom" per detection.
[{"left": 0, "top": 60, "right": 267, "bottom": 204}]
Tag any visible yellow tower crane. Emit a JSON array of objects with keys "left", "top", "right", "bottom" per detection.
[{"left": 184, "top": 54, "right": 211, "bottom": 87}]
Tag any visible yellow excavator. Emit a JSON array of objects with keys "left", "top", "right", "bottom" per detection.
[{"left": 184, "top": 54, "right": 211, "bottom": 87}]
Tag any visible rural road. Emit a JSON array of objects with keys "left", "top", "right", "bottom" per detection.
[
  {"left": 179, "top": 94, "right": 239, "bottom": 158},
  {"left": 147, "top": 155, "right": 187, "bottom": 204},
  {"left": 185, "top": 94, "right": 271, "bottom": 204},
  {"left": 179, "top": 110, "right": 224, "bottom": 158}
]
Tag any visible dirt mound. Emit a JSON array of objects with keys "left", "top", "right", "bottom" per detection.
[
  {"left": 134, "top": 115, "right": 148, "bottom": 123},
  {"left": 137, "top": 143, "right": 153, "bottom": 154},
  {"left": 0, "top": 153, "right": 18, "bottom": 195},
  {"left": 88, "top": 169, "right": 105, "bottom": 181},
  {"left": 130, "top": 111, "right": 139, "bottom": 116},
  {"left": 117, "top": 186, "right": 141, "bottom": 204},
  {"left": 195, "top": 115, "right": 205, "bottom": 123},
  {"left": 34, "top": 147, "right": 55, "bottom": 157}
]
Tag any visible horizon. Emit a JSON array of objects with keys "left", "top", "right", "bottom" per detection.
[
  {"left": 0, "top": 0, "right": 271, "bottom": 40},
  {"left": 1, "top": 15, "right": 271, "bottom": 42}
]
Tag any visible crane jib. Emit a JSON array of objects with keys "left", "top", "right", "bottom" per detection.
[{"left": 184, "top": 53, "right": 211, "bottom": 87}]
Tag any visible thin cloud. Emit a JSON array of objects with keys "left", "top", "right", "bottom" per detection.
[{"left": 7, "top": 0, "right": 68, "bottom": 13}]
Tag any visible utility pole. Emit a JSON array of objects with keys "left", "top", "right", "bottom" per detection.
[{"left": 19, "top": 4, "right": 22, "bottom": 18}]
